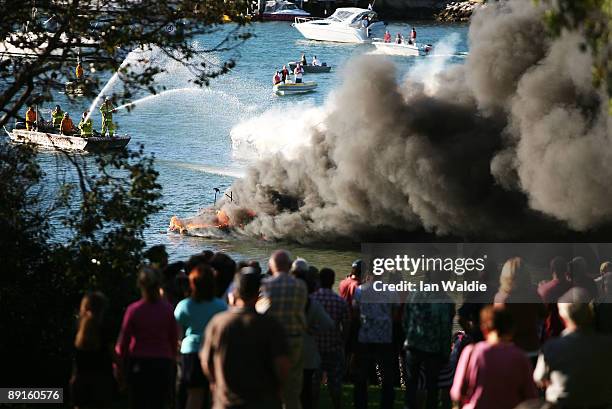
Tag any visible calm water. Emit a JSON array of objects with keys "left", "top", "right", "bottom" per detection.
[{"left": 30, "top": 21, "right": 469, "bottom": 272}]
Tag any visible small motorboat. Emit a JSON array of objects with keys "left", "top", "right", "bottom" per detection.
[
  {"left": 288, "top": 61, "right": 332, "bottom": 73},
  {"left": 273, "top": 81, "right": 317, "bottom": 95},
  {"left": 65, "top": 78, "right": 95, "bottom": 96},
  {"left": 261, "top": 0, "right": 310, "bottom": 21},
  {"left": 5, "top": 122, "right": 130, "bottom": 152},
  {"left": 371, "top": 40, "right": 433, "bottom": 57}
]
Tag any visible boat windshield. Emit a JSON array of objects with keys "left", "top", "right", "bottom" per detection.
[
  {"left": 284, "top": 3, "right": 298, "bottom": 9},
  {"left": 328, "top": 10, "right": 355, "bottom": 22},
  {"left": 350, "top": 11, "right": 377, "bottom": 24}
]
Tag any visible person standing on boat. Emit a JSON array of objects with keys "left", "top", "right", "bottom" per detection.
[
  {"left": 294, "top": 63, "right": 304, "bottom": 84},
  {"left": 410, "top": 27, "right": 417, "bottom": 44},
  {"left": 281, "top": 65, "right": 289, "bottom": 83},
  {"left": 383, "top": 30, "right": 391, "bottom": 43},
  {"left": 25, "top": 106, "right": 37, "bottom": 131},
  {"left": 361, "top": 16, "right": 370, "bottom": 37},
  {"left": 300, "top": 53, "right": 307, "bottom": 66},
  {"left": 273, "top": 71, "right": 282, "bottom": 85},
  {"left": 100, "top": 97, "right": 116, "bottom": 137},
  {"left": 76, "top": 62, "right": 84, "bottom": 80},
  {"left": 78, "top": 111, "right": 93, "bottom": 138},
  {"left": 311, "top": 56, "right": 320, "bottom": 67},
  {"left": 60, "top": 113, "right": 76, "bottom": 135},
  {"left": 51, "top": 105, "right": 64, "bottom": 129},
  {"left": 395, "top": 33, "right": 403, "bottom": 44}
]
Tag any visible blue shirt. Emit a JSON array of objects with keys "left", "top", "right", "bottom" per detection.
[{"left": 174, "top": 297, "right": 227, "bottom": 354}]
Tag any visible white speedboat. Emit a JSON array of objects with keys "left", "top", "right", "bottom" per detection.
[
  {"left": 372, "top": 40, "right": 432, "bottom": 56},
  {"left": 262, "top": 1, "right": 310, "bottom": 21},
  {"left": 273, "top": 81, "right": 317, "bottom": 95},
  {"left": 292, "top": 8, "right": 385, "bottom": 43}
]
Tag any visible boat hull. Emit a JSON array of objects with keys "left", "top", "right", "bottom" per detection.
[
  {"left": 288, "top": 62, "right": 332, "bottom": 73},
  {"left": 273, "top": 82, "right": 317, "bottom": 95},
  {"left": 8, "top": 129, "right": 131, "bottom": 151},
  {"left": 293, "top": 20, "right": 385, "bottom": 43},
  {"left": 371, "top": 41, "right": 431, "bottom": 56}
]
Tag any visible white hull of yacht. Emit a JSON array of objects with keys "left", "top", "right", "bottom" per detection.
[{"left": 293, "top": 19, "right": 385, "bottom": 43}]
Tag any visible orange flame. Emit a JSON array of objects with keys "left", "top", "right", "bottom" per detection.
[{"left": 169, "top": 209, "right": 255, "bottom": 234}]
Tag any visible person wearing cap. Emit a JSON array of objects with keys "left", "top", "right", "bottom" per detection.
[
  {"left": 78, "top": 111, "right": 93, "bottom": 137},
  {"left": 339, "top": 260, "right": 362, "bottom": 310},
  {"left": 51, "top": 105, "right": 64, "bottom": 128},
  {"left": 201, "top": 268, "right": 290, "bottom": 409},
  {"left": 60, "top": 112, "right": 76, "bottom": 135},
  {"left": 259, "top": 250, "right": 307, "bottom": 409},
  {"left": 100, "top": 97, "right": 116, "bottom": 137},
  {"left": 115, "top": 266, "right": 178, "bottom": 409}
]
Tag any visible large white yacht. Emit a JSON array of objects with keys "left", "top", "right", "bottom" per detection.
[
  {"left": 261, "top": 1, "right": 310, "bottom": 21},
  {"left": 292, "top": 7, "right": 385, "bottom": 43}
]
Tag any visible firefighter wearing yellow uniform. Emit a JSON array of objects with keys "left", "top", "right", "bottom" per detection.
[
  {"left": 99, "top": 97, "right": 115, "bottom": 137},
  {"left": 51, "top": 105, "right": 64, "bottom": 128},
  {"left": 76, "top": 62, "right": 84, "bottom": 80},
  {"left": 60, "top": 113, "right": 75, "bottom": 135},
  {"left": 25, "top": 106, "right": 37, "bottom": 130},
  {"left": 78, "top": 111, "right": 93, "bottom": 137}
]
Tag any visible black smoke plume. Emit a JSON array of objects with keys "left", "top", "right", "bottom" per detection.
[{"left": 218, "top": 0, "right": 611, "bottom": 243}]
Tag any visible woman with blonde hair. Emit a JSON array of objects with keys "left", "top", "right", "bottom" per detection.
[
  {"left": 70, "top": 292, "right": 115, "bottom": 408},
  {"left": 494, "top": 257, "right": 544, "bottom": 360}
]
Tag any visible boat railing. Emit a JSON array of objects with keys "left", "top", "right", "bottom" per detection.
[{"left": 293, "top": 16, "right": 323, "bottom": 24}]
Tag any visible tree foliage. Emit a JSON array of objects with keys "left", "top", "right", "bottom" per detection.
[
  {"left": 542, "top": 0, "right": 612, "bottom": 113},
  {"left": 0, "top": 142, "right": 163, "bottom": 386}
]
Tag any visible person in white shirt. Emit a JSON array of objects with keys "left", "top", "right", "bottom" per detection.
[
  {"left": 294, "top": 63, "right": 303, "bottom": 83},
  {"left": 311, "top": 56, "right": 320, "bottom": 67}
]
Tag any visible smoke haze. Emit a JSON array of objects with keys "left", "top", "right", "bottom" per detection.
[{"left": 217, "top": 0, "right": 611, "bottom": 243}]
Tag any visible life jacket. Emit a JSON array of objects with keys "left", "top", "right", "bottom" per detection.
[
  {"left": 273, "top": 74, "right": 281, "bottom": 85},
  {"left": 52, "top": 109, "right": 64, "bottom": 126},
  {"left": 25, "top": 109, "right": 37, "bottom": 122},
  {"left": 100, "top": 103, "right": 114, "bottom": 120},
  {"left": 60, "top": 117, "right": 74, "bottom": 133},
  {"left": 76, "top": 64, "right": 84, "bottom": 79},
  {"left": 78, "top": 118, "right": 93, "bottom": 135}
]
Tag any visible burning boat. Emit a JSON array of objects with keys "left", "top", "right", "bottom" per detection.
[{"left": 169, "top": 208, "right": 255, "bottom": 236}]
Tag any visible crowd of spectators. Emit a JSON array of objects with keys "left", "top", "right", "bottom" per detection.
[{"left": 68, "top": 248, "right": 612, "bottom": 409}]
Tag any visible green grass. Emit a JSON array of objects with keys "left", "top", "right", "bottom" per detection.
[{"left": 318, "top": 384, "right": 406, "bottom": 409}]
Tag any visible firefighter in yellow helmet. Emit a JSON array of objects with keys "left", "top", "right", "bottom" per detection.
[
  {"left": 78, "top": 111, "right": 93, "bottom": 137},
  {"left": 51, "top": 105, "right": 64, "bottom": 128},
  {"left": 99, "top": 97, "right": 116, "bottom": 137}
]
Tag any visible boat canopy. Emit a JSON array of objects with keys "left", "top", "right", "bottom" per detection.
[{"left": 327, "top": 8, "right": 377, "bottom": 23}]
